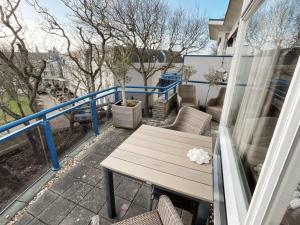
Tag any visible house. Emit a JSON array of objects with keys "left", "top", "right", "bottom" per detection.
[{"left": 208, "top": 0, "right": 243, "bottom": 55}]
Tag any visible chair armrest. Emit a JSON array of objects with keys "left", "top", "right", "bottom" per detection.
[{"left": 157, "top": 195, "right": 184, "bottom": 225}]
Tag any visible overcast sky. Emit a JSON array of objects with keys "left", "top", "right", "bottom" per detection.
[{"left": 19, "top": 0, "right": 229, "bottom": 52}]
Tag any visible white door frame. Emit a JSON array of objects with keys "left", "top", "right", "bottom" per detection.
[{"left": 218, "top": 0, "right": 300, "bottom": 224}]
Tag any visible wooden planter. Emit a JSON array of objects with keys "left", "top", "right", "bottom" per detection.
[{"left": 112, "top": 100, "right": 142, "bottom": 129}]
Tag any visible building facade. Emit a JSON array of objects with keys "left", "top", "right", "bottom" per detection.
[{"left": 209, "top": 0, "right": 243, "bottom": 55}]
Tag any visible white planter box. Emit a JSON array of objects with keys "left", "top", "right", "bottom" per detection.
[{"left": 112, "top": 100, "right": 142, "bottom": 129}]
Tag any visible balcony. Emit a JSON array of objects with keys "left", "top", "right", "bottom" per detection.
[{"left": 0, "top": 80, "right": 221, "bottom": 225}]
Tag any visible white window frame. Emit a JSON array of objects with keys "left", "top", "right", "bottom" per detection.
[{"left": 218, "top": 0, "right": 300, "bottom": 224}]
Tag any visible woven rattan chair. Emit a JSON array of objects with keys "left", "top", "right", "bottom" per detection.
[
  {"left": 112, "top": 195, "right": 183, "bottom": 225},
  {"left": 177, "top": 84, "right": 198, "bottom": 109},
  {"left": 206, "top": 87, "right": 226, "bottom": 122},
  {"left": 162, "top": 106, "right": 212, "bottom": 135}
]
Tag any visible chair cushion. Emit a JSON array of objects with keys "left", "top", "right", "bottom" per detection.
[{"left": 112, "top": 211, "right": 162, "bottom": 225}]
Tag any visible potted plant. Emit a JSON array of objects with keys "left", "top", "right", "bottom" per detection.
[
  {"left": 181, "top": 64, "right": 196, "bottom": 85},
  {"left": 106, "top": 48, "right": 142, "bottom": 129},
  {"left": 201, "top": 68, "right": 225, "bottom": 111}
]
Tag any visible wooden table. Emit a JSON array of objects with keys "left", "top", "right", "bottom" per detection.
[{"left": 100, "top": 125, "right": 213, "bottom": 224}]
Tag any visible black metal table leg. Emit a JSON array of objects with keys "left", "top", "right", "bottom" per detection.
[
  {"left": 194, "top": 201, "right": 210, "bottom": 225},
  {"left": 148, "top": 185, "right": 154, "bottom": 211},
  {"left": 103, "top": 168, "right": 116, "bottom": 218}
]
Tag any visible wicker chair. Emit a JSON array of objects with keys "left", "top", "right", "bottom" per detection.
[
  {"left": 177, "top": 84, "right": 198, "bottom": 109},
  {"left": 206, "top": 87, "right": 226, "bottom": 122},
  {"left": 162, "top": 106, "right": 212, "bottom": 135},
  {"left": 112, "top": 195, "right": 183, "bottom": 225}
]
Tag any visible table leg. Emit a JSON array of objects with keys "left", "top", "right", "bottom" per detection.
[
  {"left": 103, "top": 168, "right": 116, "bottom": 218},
  {"left": 193, "top": 201, "right": 210, "bottom": 225},
  {"left": 148, "top": 185, "right": 154, "bottom": 211}
]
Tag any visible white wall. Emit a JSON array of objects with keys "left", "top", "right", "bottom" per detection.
[{"left": 184, "top": 55, "right": 232, "bottom": 106}]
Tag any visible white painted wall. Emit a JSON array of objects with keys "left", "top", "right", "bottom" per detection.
[{"left": 184, "top": 55, "right": 232, "bottom": 106}]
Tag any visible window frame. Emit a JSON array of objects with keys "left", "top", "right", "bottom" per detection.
[{"left": 219, "top": 0, "right": 300, "bottom": 224}]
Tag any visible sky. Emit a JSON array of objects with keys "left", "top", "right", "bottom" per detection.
[
  {"left": 19, "top": 0, "right": 229, "bottom": 52},
  {"left": 165, "top": 0, "right": 229, "bottom": 19}
]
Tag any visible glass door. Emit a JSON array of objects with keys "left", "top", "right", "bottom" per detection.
[
  {"left": 219, "top": 0, "right": 300, "bottom": 224},
  {"left": 227, "top": 0, "right": 300, "bottom": 197}
]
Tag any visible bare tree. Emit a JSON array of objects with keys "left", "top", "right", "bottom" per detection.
[
  {"left": 108, "top": 0, "right": 208, "bottom": 114},
  {"left": 31, "top": 0, "right": 113, "bottom": 93},
  {"left": 0, "top": 0, "right": 47, "bottom": 159},
  {"left": 0, "top": 0, "right": 46, "bottom": 114},
  {"left": 106, "top": 46, "right": 131, "bottom": 106},
  {"left": 246, "top": 0, "right": 300, "bottom": 52}
]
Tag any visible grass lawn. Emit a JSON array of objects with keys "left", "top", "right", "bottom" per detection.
[{"left": 0, "top": 96, "right": 32, "bottom": 125}]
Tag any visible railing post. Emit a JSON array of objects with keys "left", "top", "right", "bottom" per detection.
[
  {"left": 42, "top": 117, "right": 60, "bottom": 171},
  {"left": 164, "top": 88, "right": 169, "bottom": 101},
  {"left": 173, "top": 85, "right": 177, "bottom": 94},
  {"left": 114, "top": 87, "right": 119, "bottom": 103},
  {"left": 90, "top": 97, "right": 100, "bottom": 136}
]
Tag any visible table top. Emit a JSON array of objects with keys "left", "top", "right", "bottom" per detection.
[{"left": 100, "top": 125, "right": 213, "bottom": 202}]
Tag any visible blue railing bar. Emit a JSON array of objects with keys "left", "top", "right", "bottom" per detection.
[
  {"left": 0, "top": 86, "right": 116, "bottom": 132},
  {"left": 47, "top": 101, "right": 90, "bottom": 121},
  {"left": 0, "top": 120, "right": 41, "bottom": 144},
  {"left": 163, "top": 80, "right": 180, "bottom": 92},
  {"left": 124, "top": 80, "right": 179, "bottom": 90},
  {"left": 94, "top": 91, "right": 115, "bottom": 101},
  {"left": 123, "top": 85, "right": 164, "bottom": 90},
  {"left": 163, "top": 80, "right": 180, "bottom": 89},
  {"left": 188, "top": 80, "right": 228, "bottom": 85},
  {"left": 124, "top": 90, "right": 162, "bottom": 94}
]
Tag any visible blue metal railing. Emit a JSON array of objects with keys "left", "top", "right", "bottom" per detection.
[
  {"left": 161, "top": 73, "right": 181, "bottom": 81},
  {"left": 0, "top": 81, "right": 180, "bottom": 171}
]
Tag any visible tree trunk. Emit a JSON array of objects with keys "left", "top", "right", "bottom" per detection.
[
  {"left": 26, "top": 129, "right": 42, "bottom": 162},
  {"left": 204, "top": 85, "right": 211, "bottom": 107},
  {"left": 121, "top": 88, "right": 126, "bottom": 106},
  {"left": 27, "top": 102, "right": 43, "bottom": 161},
  {"left": 66, "top": 111, "right": 75, "bottom": 146},
  {"left": 143, "top": 78, "right": 149, "bottom": 117}
]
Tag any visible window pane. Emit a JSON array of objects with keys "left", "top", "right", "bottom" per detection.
[{"left": 227, "top": 0, "right": 300, "bottom": 196}]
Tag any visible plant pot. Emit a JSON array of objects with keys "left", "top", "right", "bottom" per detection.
[
  {"left": 112, "top": 100, "right": 142, "bottom": 129},
  {"left": 199, "top": 105, "right": 206, "bottom": 112}
]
